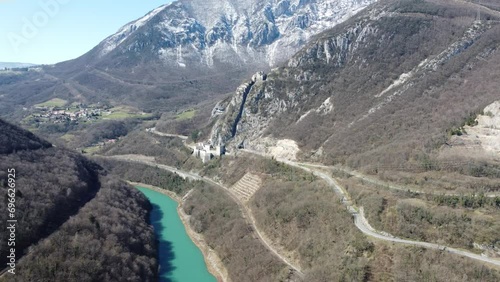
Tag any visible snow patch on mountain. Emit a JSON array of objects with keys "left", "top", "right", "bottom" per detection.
[
  {"left": 97, "top": 0, "right": 376, "bottom": 68},
  {"left": 100, "top": 4, "right": 170, "bottom": 56}
]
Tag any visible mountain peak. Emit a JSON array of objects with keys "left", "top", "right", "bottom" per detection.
[
  {"left": 100, "top": 4, "right": 171, "bottom": 57},
  {"left": 93, "top": 0, "right": 376, "bottom": 68}
]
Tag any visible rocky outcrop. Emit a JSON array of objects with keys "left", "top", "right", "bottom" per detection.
[
  {"left": 288, "top": 23, "right": 370, "bottom": 68},
  {"left": 210, "top": 72, "right": 268, "bottom": 147},
  {"left": 444, "top": 101, "right": 500, "bottom": 160}
]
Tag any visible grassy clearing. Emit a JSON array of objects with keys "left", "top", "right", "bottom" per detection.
[
  {"left": 81, "top": 146, "right": 103, "bottom": 155},
  {"left": 102, "top": 106, "right": 153, "bottom": 120},
  {"left": 176, "top": 109, "right": 196, "bottom": 121},
  {"left": 35, "top": 98, "right": 67, "bottom": 108},
  {"left": 60, "top": 134, "right": 75, "bottom": 142}
]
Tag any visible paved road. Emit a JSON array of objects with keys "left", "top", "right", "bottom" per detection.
[
  {"left": 101, "top": 154, "right": 305, "bottom": 276},
  {"left": 148, "top": 128, "right": 189, "bottom": 140},
  {"left": 106, "top": 154, "right": 197, "bottom": 180},
  {"left": 240, "top": 149, "right": 500, "bottom": 267},
  {"left": 300, "top": 162, "right": 500, "bottom": 198}
]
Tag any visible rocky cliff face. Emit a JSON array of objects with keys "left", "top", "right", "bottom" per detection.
[
  {"left": 209, "top": 0, "right": 500, "bottom": 169},
  {"left": 209, "top": 72, "right": 267, "bottom": 146},
  {"left": 209, "top": 4, "right": 379, "bottom": 150},
  {"left": 94, "top": 0, "right": 376, "bottom": 68}
]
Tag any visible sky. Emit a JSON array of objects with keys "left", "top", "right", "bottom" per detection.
[{"left": 0, "top": 0, "right": 174, "bottom": 65}]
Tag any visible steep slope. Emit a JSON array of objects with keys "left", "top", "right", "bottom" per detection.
[
  {"left": 210, "top": 0, "right": 500, "bottom": 174},
  {"left": 0, "top": 120, "right": 101, "bottom": 268},
  {"left": 0, "top": 119, "right": 157, "bottom": 280},
  {"left": 0, "top": 0, "right": 375, "bottom": 120}
]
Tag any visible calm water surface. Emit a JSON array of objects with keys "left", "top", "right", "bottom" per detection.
[{"left": 137, "top": 187, "right": 217, "bottom": 282}]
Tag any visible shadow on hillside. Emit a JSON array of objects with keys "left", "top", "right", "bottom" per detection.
[{"left": 150, "top": 202, "right": 176, "bottom": 282}]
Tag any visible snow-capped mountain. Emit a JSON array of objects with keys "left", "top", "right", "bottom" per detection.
[
  {"left": 95, "top": 0, "right": 375, "bottom": 68},
  {"left": 1, "top": 0, "right": 376, "bottom": 119}
]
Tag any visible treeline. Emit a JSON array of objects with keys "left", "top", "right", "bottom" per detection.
[
  {"left": 13, "top": 178, "right": 158, "bottom": 282},
  {"left": 258, "top": 158, "right": 316, "bottom": 182},
  {"left": 346, "top": 177, "right": 500, "bottom": 254},
  {"left": 200, "top": 154, "right": 372, "bottom": 280},
  {"left": 389, "top": 246, "right": 500, "bottom": 282},
  {"left": 0, "top": 73, "right": 58, "bottom": 122},
  {"left": 155, "top": 105, "right": 213, "bottom": 139},
  {"left": 199, "top": 154, "right": 316, "bottom": 187},
  {"left": 392, "top": 202, "right": 500, "bottom": 251},
  {"left": 48, "top": 119, "right": 142, "bottom": 149},
  {"left": 0, "top": 119, "right": 52, "bottom": 154},
  {"left": 75, "top": 120, "right": 140, "bottom": 148},
  {"left": 183, "top": 186, "right": 292, "bottom": 282},
  {"left": 431, "top": 193, "right": 500, "bottom": 209},
  {"left": 100, "top": 131, "right": 192, "bottom": 168},
  {"left": 212, "top": 154, "right": 500, "bottom": 281}
]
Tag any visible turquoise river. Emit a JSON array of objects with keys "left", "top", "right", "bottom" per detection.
[{"left": 137, "top": 187, "right": 217, "bottom": 282}]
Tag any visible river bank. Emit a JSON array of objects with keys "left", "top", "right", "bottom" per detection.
[{"left": 130, "top": 182, "right": 229, "bottom": 282}]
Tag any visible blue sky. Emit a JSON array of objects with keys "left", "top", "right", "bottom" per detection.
[{"left": 0, "top": 0, "right": 174, "bottom": 64}]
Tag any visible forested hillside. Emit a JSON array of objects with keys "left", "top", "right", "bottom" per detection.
[
  {"left": 0, "top": 120, "right": 101, "bottom": 267},
  {"left": 11, "top": 179, "right": 158, "bottom": 282},
  {"left": 0, "top": 119, "right": 157, "bottom": 281}
]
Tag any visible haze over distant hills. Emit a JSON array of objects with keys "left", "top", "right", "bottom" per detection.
[{"left": 0, "top": 62, "right": 36, "bottom": 69}]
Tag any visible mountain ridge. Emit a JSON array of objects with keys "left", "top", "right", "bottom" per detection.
[
  {"left": 208, "top": 0, "right": 500, "bottom": 175},
  {"left": 90, "top": 0, "right": 375, "bottom": 69}
]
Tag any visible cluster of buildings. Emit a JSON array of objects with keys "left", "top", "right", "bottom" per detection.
[
  {"left": 193, "top": 143, "right": 225, "bottom": 163},
  {"left": 30, "top": 105, "right": 106, "bottom": 124}
]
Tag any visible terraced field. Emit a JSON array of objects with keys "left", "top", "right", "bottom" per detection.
[{"left": 230, "top": 173, "right": 262, "bottom": 202}]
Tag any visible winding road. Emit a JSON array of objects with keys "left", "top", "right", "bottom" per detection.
[
  {"left": 241, "top": 149, "right": 500, "bottom": 268},
  {"left": 101, "top": 154, "right": 305, "bottom": 277},
  {"left": 147, "top": 128, "right": 189, "bottom": 140},
  {"left": 104, "top": 145, "right": 500, "bottom": 268}
]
